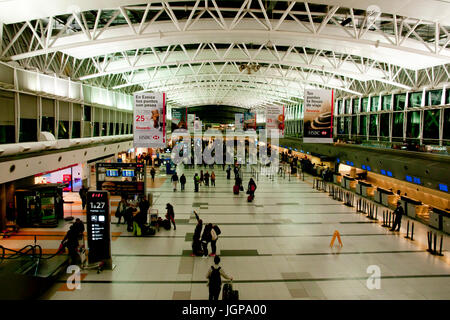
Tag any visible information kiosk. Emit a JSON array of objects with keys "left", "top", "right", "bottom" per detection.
[{"left": 86, "top": 191, "right": 113, "bottom": 269}]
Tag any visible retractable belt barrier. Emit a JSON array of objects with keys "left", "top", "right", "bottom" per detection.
[{"left": 427, "top": 231, "right": 444, "bottom": 256}]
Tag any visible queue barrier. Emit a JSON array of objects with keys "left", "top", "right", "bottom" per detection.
[
  {"left": 404, "top": 221, "right": 415, "bottom": 241},
  {"left": 427, "top": 231, "right": 444, "bottom": 256}
]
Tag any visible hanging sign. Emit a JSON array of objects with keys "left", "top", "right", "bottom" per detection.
[
  {"left": 265, "top": 105, "right": 285, "bottom": 138},
  {"left": 133, "top": 92, "right": 166, "bottom": 148},
  {"left": 303, "top": 89, "right": 334, "bottom": 143}
]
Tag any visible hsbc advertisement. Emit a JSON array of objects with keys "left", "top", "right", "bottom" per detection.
[
  {"left": 303, "top": 89, "right": 334, "bottom": 143},
  {"left": 265, "top": 105, "right": 285, "bottom": 138},
  {"left": 133, "top": 92, "right": 166, "bottom": 148}
]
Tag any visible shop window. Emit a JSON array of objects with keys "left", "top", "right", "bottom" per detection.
[
  {"left": 425, "top": 89, "right": 443, "bottom": 106},
  {"left": 423, "top": 109, "right": 440, "bottom": 144},
  {"left": 392, "top": 112, "right": 404, "bottom": 140},
  {"left": 370, "top": 96, "right": 379, "bottom": 112},
  {"left": 361, "top": 97, "right": 369, "bottom": 113},
  {"left": 381, "top": 95, "right": 391, "bottom": 111},
  {"left": 369, "top": 114, "right": 378, "bottom": 138},
  {"left": 408, "top": 91, "right": 422, "bottom": 108},
  {"left": 406, "top": 111, "right": 420, "bottom": 141},
  {"left": 72, "top": 121, "right": 81, "bottom": 139},
  {"left": 0, "top": 90, "right": 15, "bottom": 144},
  {"left": 394, "top": 93, "right": 406, "bottom": 111},
  {"left": 380, "top": 113, "right": 390, "bottom": 139}
]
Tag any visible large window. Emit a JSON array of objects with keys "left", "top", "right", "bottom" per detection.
[
  {"left": 423, "top": 109, "right": 440, "bottom": 144},
  {"left": 406, "top": 111, "right": 420, "bottom": 141},
  {"left": 394, "top": 93, "right": 406, "bottom": 111},
  {"left": 0, "top": 90, "right": 15, "bottom": 144},
  {"left": 369, "top": 114, "right": 378, "bottom": 138},
  {"left": 408, "top": 91, "right": 422, "bottom": 108},
  {"left": 72, "top": 103, "right": 82, "bottom": 138},
  {"left": 345, "top": 99, "right": 351, "bottom": 114},
  {"left": 58, "top": 101, "right": 70, "bottom": 139},
  {"left": 42, "top": 98, "right": 55, "bottom": 136},
  {"left": 94, "top": 108, "right": 101, "bottom": 137},
  {"left": 359, "top": 115, "right": 367, "bottom": 137},
  {"left": 392, "top": 112, "right": 404, "bottom": 141},
  {"left": 447, "top": 89, "right": 450, "bottom": 105},
  {"left": 352, "top": 98, "right": 359, "bottom": 114},
  {"left": 381, "top": 95, "right": 391, "bottom": 111},
  {"left": 380, "top": 113, "right": 390, "bottom": 140},
  {"left": 370, "top": 96, "right": 379, "bottom": 112},
  {"left": 338, "top": 100, "right": 344, "bottom": 115},
  {"left": 83, "top": 105, "right": 91, "bottom": 137},
  {"left": 20, "top": 94, "right": 37, "bottom": 142},
  {"left": 425, "top": 89, "right": 443, "bottom": 106},
  {"left": 444, "top": 108, "right": 450, "bottom": 145},
  {"left": 351, "top": 116, "right": 357, "bottom": 136},
  {"left": 102, "top": 109, "right": 109, "bottom": 136},
  {"left": 361, "top": 97, "right": 369, "bottom": 113}
]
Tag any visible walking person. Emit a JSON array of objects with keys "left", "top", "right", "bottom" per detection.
[
  {"left": 115, "top": 195, "right": 128, "bottom": 225},
  {"left": 210, "top": 224, "right": 221, "bottom": 257},
  {"left": 204, "top": 171, "right": 210, "bottom": 187},
  {"left": 211, "top": 171, "right": 216, "bottom": 187},
  {"left": 226, "top": 166, "right": 231, "bottom": 180},
  {"left": 180, "top": 173, "right": 186, "bottom": 191},
  {"left": 206, "top": 255, "right": 233, "bottom": 301},
  {"left": 201, "top": 223, "right": 213, "bottom": 258},
  {"left": 61, "top": 224, "right": 82, "bottom": 265},
  {"left": 166, "top": 203, "right": 176, "bottom": 230},
  {"left": 150, "top": 167, "right": 156, "bottom": 182},
  {"left": 391, "top": 201, "right": 404, "bottom": 232},
  {"left": 247, "top": 178, "right": 257, "bottom": 198},
  {"left": 191, "top": 210, "right": 203, "bottom": 256},
  {"left": 171, "top": 172, "right": 179, "bottom": 191},
  {"left": 79, "top": 185, "right": 88, "bottom": 210},
  {"left": 200, "top": 170, "right": 204, "bottom": 186},
  {"left": 194, "top": 173, "right": 200, "bottom": 192}
]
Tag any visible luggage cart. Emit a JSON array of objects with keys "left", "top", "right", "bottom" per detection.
[{"left": 77, "top": 235, "right": 105, "bottom": 273}]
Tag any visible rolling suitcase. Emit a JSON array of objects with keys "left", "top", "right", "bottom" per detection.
[
  {"left": 223, "top": 281, "right": 239, "bottom": 301},
  {"left": 233, "top": 185, "right": 239, "bottom": 195},
  {"left": 247, "top": 195, "right": 254, "bottom": 202}
]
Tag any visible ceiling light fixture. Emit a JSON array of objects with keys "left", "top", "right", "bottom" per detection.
[{"left": 239, "top": 63, "right": 261, "bottom": 74}]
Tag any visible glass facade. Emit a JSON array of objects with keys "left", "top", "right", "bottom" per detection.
[
  {"left": 370, "top": 96, "right": 379, "bottom": 112},
  {"left": 394, "top": 93, "right": 406, "bottom": 111},
  {"left": 406, "top": 111, "right": 420, "bottom": 140},
  {"left": 425, "top": 89, "right": 442, "bottom": 106},
  {"left": 423, "top": 109, "right": 440, "bottom": 143},
  {"left": 392, "top": 112, "right": 404, "bottom": 141},
  {"left": 0, "top": 90, "right": 15, "bottom": 144},
  {"left": 408, "top": 92, "right": 423, "bottom": 108},
  {"left": 361, "top": 97, "right": 369, "bottom": 113},
  {"left": 380, "top": 113, "right": 390, "bottom": 139},
  {"left": 381, "top": 95, "right": 391, "bottom": 111}
]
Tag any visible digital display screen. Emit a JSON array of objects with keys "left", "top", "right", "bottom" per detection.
[
  {"left": 350, "top": 162, "right": 354, "bottom": 166},
  {"left": 413, "top": 177, "right": 421, "bottom": 184},
  {"left": 406, "top": 175, "right": 413, "bottom": 182},
  {"left": 106, "top": 169, "right": 119, "bottom": 177},
  {"left": 122, "top": 169, "right": 135, "bottom": 177},
  {"left": 362, "top": 165, "right": 366, "bottom": 170},
  {"left": 337, "top": 158, "right": 340, "bottom": 163},
  {"left": 381, "top": 170, "right": 386, "bottom": 175},
  {"left": 346, "top": 161, "right": 350, "bottom": 165},
  {"left": 439, "top": 184, "right": 448, "bottom": 192},
  {"left": 367, "top": 166, "right": 371, "bottom": 171},
  {"left": 387, "top": 171, "right": 393, "bottom": 177}
]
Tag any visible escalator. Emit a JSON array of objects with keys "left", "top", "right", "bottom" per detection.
[{"left": 0, "top": 244, "right": 69, "bottom": 300}]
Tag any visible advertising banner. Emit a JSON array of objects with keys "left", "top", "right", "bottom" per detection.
[
  {"left": 244, "top": 112, "right": 257, "bottom": 131},
  {"left": 235, "top": 114, "right": 243, "bottom": 130},
  {"left": 303, "top": 89, "right": 334, "bottom": 143},
  {"left": 133, "top": 92, "right": 166, "bottom": 148},
  {"left": 171, "top": 107, "right": 188, "bottom": 131},
  {"left": 265, "top": 105, "right": 285, "bottom": 137}
]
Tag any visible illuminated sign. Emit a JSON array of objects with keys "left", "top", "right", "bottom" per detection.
[
  {"left": 387, "top": 171, "right": 393, "bottom": 177},
  {"left": 439, "top": 184, "right": 448, "bottom": 192},
  {"left": 381, "top": 170, "right": 386, "bottom": 175},
  {"left": 406, "top": 175, "right": 413, "bottom": 182},
  {"left": 87, "top": 191, "right": 111, "bottom": 265}
]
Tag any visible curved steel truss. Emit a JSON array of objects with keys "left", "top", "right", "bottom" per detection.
[{"left": 1, "top": 0, "right": 449, "bottom": 109}]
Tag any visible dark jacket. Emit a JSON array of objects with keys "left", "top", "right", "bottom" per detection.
[
  {"left": 180, "top": 175, "right": 186, "bottom": 184},
  {"left": 201, "top": 224, "right": 213, "bottom": 242},
  {"left": 166, "top": 204, "right": 175, "bottom": 218},
  {"left": 171, "top": 174, "right": 179, "bottom": 182}
]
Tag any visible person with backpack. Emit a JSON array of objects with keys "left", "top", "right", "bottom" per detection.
[
  {"left": 211, "top": 171, "right": 216, "bottom": 187},
  {"left": 180, "top": 173, "right": 186, "bottom": 191},
  {"left": 204, "top": 171, "right": 210, "bottom": 187},
  {"left": 210, "top": 224, "right": 221, "bottom": 257},
  {"left": 171, "top": 172, "right": 179, "bottom": 191},
  {"left": 206, "top": 255, "right": 233, "bottom": 301},
  {"left": 247, "top": 178, "right": 257, "bottom": 198},
  {"left": 194, "top": 173, "right": 200, "bottom": 192},
  {"left": 166, "top": 203, "right": 176, "bottom": 230},
  {"left": 201, "top": 223, "right": 213, "bottom": 258}
]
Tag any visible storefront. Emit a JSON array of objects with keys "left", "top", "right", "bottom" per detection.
[{"left": 34, "top": 163, "right": 86, "bottom": 192}]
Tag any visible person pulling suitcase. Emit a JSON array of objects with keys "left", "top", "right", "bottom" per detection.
[{"left": 206, "top": 255, "right": 233, "bottom": 301}]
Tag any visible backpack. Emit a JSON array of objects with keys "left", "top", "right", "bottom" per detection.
[
  {"left": 209, "top": 266, "right": 222, "bottom": 288},
  {"left": 213, "top": 225, "right": 221, "bottom": 236}
]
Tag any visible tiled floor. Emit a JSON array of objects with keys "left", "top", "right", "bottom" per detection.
[{"left": 2, "top": 164, "right": 449, "bottom": 300}]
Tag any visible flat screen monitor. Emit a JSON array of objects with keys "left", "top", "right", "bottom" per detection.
[
  {"left": 122, "top": 169, "right": 135, "bottom": 177},
  {"left": 439, "top": 184, "right": 448, "bottom": 192},
  {"left": 387, "top": 171, "right": 393, "bottom": 177},
  {"left": 380, "top": 169, "right": 386, "bottom": 175},
  {"left": 366, "top": 166, "right": 371, "bottom": 171},
  {"left": 406, "top": 175, "right": 413, "bottom": 182},
  {"left": 413, "top": 177, "right": 421, "bottom": 184},
  {"left": 362, "top": 165, "right": 366, "bottom": 170},
  {"left": 106, "top": 169, "right": 119, "bottom": 177}
]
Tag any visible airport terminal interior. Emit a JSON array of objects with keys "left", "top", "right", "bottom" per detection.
[{"left": 0, "top": 0, "right": 449, "bottom": 301}]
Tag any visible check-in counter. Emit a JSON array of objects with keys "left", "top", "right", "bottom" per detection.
[
  {"left": 356, "top": 181, "right": 363, "bottom": 195},
  {"left": 342, "top": 175, "right": 355, "bottom": 190},
  {"left": 333, "top": 173, "right": 342, "bottom": 185},
  {"left": 374, "top": 187, "right": 394, "bottom": 206},
  {"left": 401, "top": 196, "right": 422, "bottom": 218},
  {"left": 358, "top": 181, "right": 374, "bottom": 197},
  {"left": 430, "top": 207, "right": 450, "bottom": 233}
]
